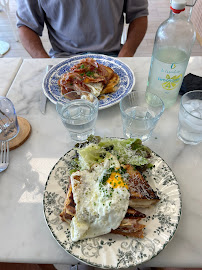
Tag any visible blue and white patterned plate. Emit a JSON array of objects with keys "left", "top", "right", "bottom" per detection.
[
  {"left": 43, "top": 141, "right": 182, "bottom": 269},
  {"left": 42, "top": 54, "right": 135, "bottom": 110}
]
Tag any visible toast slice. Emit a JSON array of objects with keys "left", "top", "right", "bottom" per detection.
[
  {"left": 60, "top": 182, "right": 75, "bottom": 223},
  {"left": 60, "top": 165, "right": 160, "bottom": 239},
  {"left": 60, "top": 182, "right": 146, "bottom": 238},
  {"left": 124, "top": 164, "right": 160, "bottom": 208},
  {"left": 101, "top": 72, "right": 119, "bottom": 94}
]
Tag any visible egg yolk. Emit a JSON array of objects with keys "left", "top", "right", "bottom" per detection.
[{"left": 107, "top": 172, "right": 128, "bottom": 189}]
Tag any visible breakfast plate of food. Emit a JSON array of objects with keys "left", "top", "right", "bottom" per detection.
[
  {"left": 42, "top": 54, "right": 135, "bottom": 109},
  {"left": 43, "top": 136, "right": 182, "bottom": 269}
]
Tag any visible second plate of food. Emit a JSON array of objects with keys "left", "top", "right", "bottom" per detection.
[
  {"left": 42, "top": 54, "right": 135, "bottom": 110},
  {"left": 43, "top": 137, "right": 182, "bottom": 269}
]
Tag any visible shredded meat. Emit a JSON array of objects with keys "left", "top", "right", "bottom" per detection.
[{"left": 58, "top": 58, "right": 114, "bottom": 95}]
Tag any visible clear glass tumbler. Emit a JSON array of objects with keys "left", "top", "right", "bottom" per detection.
[
  {"left": 56, "top": 91, "right": 99, "bottom": 142},
  {"left": 0, "top": 96, "right": 19, "bottom": 141},
  {"left": 177, "top": 90, "right": 202, "bottom": 145},
  {"left": 119, "top": 91, "right": 164, "bottom": 141}
]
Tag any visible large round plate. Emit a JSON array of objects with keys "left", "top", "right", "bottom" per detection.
[
  {"left": 43, "top": 145, "right": 182, "bottom": 269},
  {"left": 42, "top": 54, "right": 135, "bottom": 110}
]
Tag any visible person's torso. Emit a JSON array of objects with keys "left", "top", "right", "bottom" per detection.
[{"left": 41, "top": 0, "right": 125, "bottom": 56}]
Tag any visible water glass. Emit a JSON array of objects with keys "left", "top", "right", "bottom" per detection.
[
  {"left": 0, "top": 96, "right": 19, "bottom": 141},
  {"left": 56, "top": 91, "right": 99, "bottom": 142},
  {"left": 177, "top": 90, "right": 202, "bottom": 145},
  {"left": 119, "top": 91, "right": 164, "bottom": 141}
]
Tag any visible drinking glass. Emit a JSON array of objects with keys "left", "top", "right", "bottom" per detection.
[
  {"left": 0, "top": 96, "right": 19, "bottom": 141},
  {"left": 56, "top": 91, "right": 99, "bottom": 142},
  {"left": 177, "top": 90, "right": 202, "bottom": 145},
  {"left": 119, "top": 91, "right": 164, "bottom": 141}
]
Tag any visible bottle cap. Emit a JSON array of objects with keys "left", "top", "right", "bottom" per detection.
[{"left": 171, "top": 0, "right": 186, "bottom": 13}]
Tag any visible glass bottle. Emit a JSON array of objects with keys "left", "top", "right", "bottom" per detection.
[{"left": 146, "top": 0, "right": 196, "bottom": 108}]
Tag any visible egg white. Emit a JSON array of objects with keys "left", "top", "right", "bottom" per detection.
[
  {"left": 70, "top": 155, "right": 130, "bottom": 242},
  {"left": 86, "top": 82, "right": 103, "bottom": 97}
]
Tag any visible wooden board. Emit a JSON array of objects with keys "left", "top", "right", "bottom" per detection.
[{"left": 9, "top": 116, "right": 31, "bottom": 150}]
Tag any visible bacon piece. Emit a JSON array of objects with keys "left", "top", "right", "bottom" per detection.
[
  {"left": 98, "top": 64, "right": 113, "bottom": 82},
  {"left": 112, "top": 218, "right": 145, "bottom": 236},
  {"left": 58, "top": 72, "right": 91, "bottom": 95},
  {"left": 58, "top": 58, "right": 117, "bottom": 96},
  {"left": 70, "top": 58, "right": 99, "bottom": 72},
  {"left": 71, "top": 59, "right": 109, "bottom": 84},
  {"left": 125, "top": 207, "right": 146, "bottom": 220}
]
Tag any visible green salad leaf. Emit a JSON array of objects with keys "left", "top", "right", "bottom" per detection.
[
  {"left": 78, "top": 144, "right": 110, "bottom": 170},
  {"left": 76, "top": 136, "right": 153, "bottom": 170}
]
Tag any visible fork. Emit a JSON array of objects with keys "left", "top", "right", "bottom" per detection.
[{"left": 0, "top": 141, "right": 9, "bottom": 172}]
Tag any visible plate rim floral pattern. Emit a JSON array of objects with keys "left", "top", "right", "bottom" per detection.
[
  {"left": 43, "top": 140, "right": 182, "bottom": 269},
  {"left": 42, "top": 54, "right": 135, "bottom": 110}
]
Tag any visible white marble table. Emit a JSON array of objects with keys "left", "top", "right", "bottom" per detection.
[
  {"left": 0, "top": 58, "right": 22, "bottom": 96},
  {"left": 1, "top": 57, "right": 202, "bottom": 267}
]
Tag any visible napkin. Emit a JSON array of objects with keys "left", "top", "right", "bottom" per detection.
[{"left": 179, "top": 73, "right": 202, "bottom": 95}]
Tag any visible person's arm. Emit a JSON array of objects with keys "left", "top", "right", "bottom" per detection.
[
  {"left": 18, "top": 26, "right": 50, "bottom": 58},
  {"left": 118, "top": 16, "right": 148, "bottom": 57}
]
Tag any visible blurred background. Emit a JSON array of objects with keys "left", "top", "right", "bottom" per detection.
[{"left": 0, "top": 0, "right": 202, "bottom": 58}]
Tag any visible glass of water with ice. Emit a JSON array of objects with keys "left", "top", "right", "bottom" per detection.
[
  {"left": 0, "top": 96, "right": 19, "bottom": 142},
  {"left": 177, "top": 90, "right": 202, "bottom": 145},
  {"left": 119, "top": 91, "right": 164, "bottom": 141},
  {"left": 56, "top": 91, "right": 99, "bottom": 142}
]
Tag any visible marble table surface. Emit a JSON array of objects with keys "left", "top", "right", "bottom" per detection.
[
  {"left": 0, "top": 57, "right": 202, "bottom": 267},
  {"left": 0, "top": 58, "right": 23, "bottom": 96}
]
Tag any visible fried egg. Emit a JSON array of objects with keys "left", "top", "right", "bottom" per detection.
[
  {"left": 85, "top": 82, "right": 103, "bottom": 97},
  {"left": 70, "top": 154, "right": 130, "bottom": 241}
]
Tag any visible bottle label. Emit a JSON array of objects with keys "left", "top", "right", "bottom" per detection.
[
  {"left": 161, "top": 74, "right": 182, "bottom": 91},
  {"left": 148, "top": 56, "right": 188, "bottom": 93}
]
